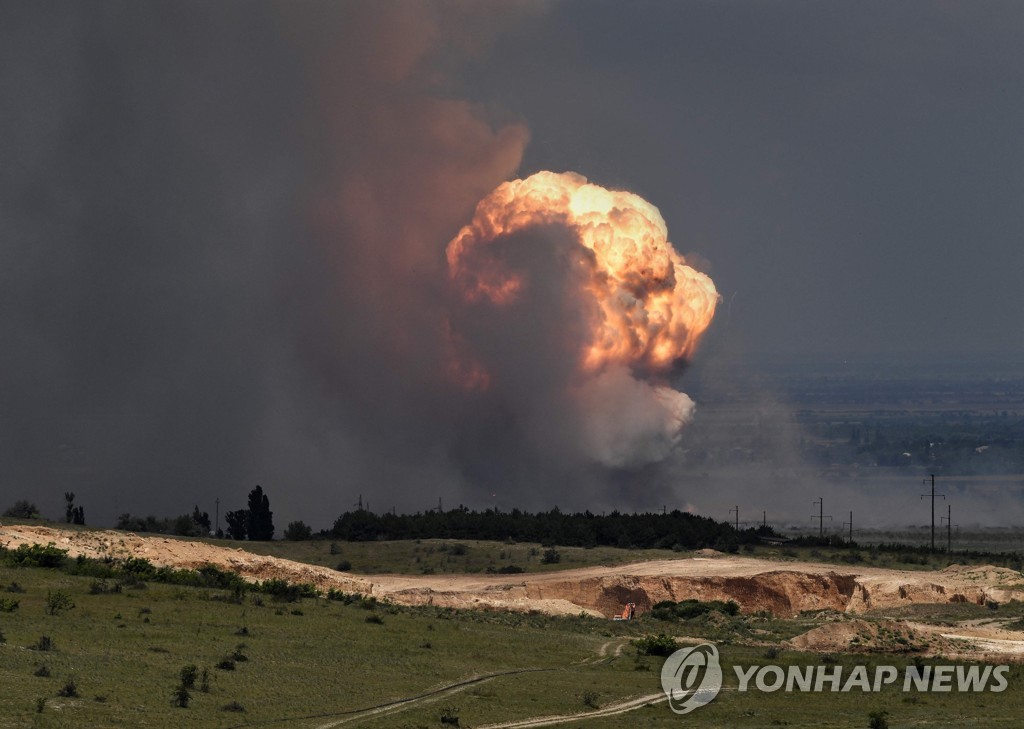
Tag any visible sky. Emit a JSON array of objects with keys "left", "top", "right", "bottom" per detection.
[{"left": 1, "top": 1, "right": 1022, "bottom": 529}]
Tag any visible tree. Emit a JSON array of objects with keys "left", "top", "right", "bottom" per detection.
[
  {"left": 224, "top": 510, "right": 248, "bottom": 541},
  {"left": 3, "top": 500, "right": 40, "bottom": 519},
  {"left": 191, "top": 506, "right": 211, "bottom": 534},
  {"left": 283, "top": 520, "right": 312, "bottom": 541},
  {"left": 245, "top": 486, "right": 274, "bottom": 541},
  {"left": 63, "top": 493, "right": 84, "bottom": 525}
]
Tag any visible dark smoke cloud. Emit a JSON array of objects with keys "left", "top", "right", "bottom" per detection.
[{"left": 3, "top": 1, "right": 623, "bottom": 527}]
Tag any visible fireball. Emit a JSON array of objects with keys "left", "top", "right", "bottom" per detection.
[{"left": 446, "top": 171, "right": 719, "bottom": 377}]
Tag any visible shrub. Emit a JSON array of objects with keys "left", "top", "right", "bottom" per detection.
[
  {"left": 57, "top": 679, "right": 78, "bottom": 698},
  {"left": 868, "top": 709, "right": 889, "bottom": 729},
  {"left": 439, "top": 705, "right": 460, "bottom": 725},
  {"left": 365, "top": 613, "right": 384, "bottom": 624},
  {"left": 633, "top": 634, "right": 679, "bottom": 657},
  {"left": 32, "top": 636, "right": 54, "bottom": 652},
  {"left": 222, "top": 701, "right": 245, "bottom": 712},
  {"left": 89, "top": 580, "right": 121, "bottom": 595},
  {"left": 0, "top": 597, "right": 19, "bottom": 612},
  {"left": 35, "top": 697, "right": 45, "bottom": 713},
  {"left": 216, "top": 658, "right": 236, "bottom": 671},
  {"left": 283, "top": 520, "right": 313, "bottom": 541},
  {"left": 199, "top": 668, "right": 210, "bottom": 693},
  {"left": 171, "top": 684, "right": 191, "bottom": 708},
  {"left": 582, "top": 690, "right": 600, "bottom": 709},
  {"left": 6, "top": 581, "right": 25, "bottom": 593},
  {"left": 541, "top": 548, "right": 561, "bottom": 564},
  {"left": 179, "top": 665, "right": 198, "bottom": 689},
  {"left": 450, "top": 543, "right": 469, "bottom": 556},
  {"left": 8, "top": 543, "right": 68, "bottom": 568},
  {"left": 34, "top": 664, "right": 50, "bottom": 677},
  {"left": 3, "top": 500, "right": 40, "bottom": 519},
  {"left": 335, "top": 560, "right": 353, "bottom": 572}
]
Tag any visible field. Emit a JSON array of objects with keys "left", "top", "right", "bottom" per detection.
[{"left": 3, "top": 528, "right": 1024, "bottom": 727}]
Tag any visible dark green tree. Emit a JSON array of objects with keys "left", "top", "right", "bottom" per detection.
[
  {"left": 191, "top": 506, "right": 211, "bottom": 534},
  {"left": 245, "top": 486, "right": 274, "bottom": 541},
  {"left": 283, "top": 520, "right": 312, "bottom": 541},
  {"left": 224, "top": 510, "right": 248, "bottom": 541},
  {"left": 3, "top": 500, "right": 40, "bottom": 519}
]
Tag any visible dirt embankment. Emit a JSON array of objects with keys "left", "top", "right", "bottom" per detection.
[{"left": 2, "top": 524, "right": 1023, "bottom": 620}]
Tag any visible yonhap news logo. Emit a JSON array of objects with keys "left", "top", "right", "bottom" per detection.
[
  {"left": 661, "top": 643, "right": 1010, "bottom": 715},
  {"left": 660, "top": 643, "right": 723, "bottom": 714}
]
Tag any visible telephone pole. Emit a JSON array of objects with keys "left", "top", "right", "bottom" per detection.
[
  {"left": 920, "top": 474, "right": 945, "bottom": 552},
  {"left": 940, "top": 503, "right": 957, "bottom": 553},
  {"left": 215, "top": 498, "right": 220, "bottom": 537},
  {"left": 729, "top": 505, "right": 739, "bottom": 532},
  {"left": 843, "top": 511, "right": 853, "bottom": 543},
  {"left": 812, "top": 497, "right": 832, "bottom": 538}
]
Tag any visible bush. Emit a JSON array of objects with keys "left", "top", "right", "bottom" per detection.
[
  {"left": 335, "top": 560, "right": 353, "bottom": 572},
  {"left": 541, "top": 548, "right": 561, "bottom": 564},
  {"left": 3, "top": 500, "right": 40, "bottom": 519},
  {"left": 0, "top": 597, "right": 19, "bottom": 612},
  {"left": 34, "top": 664, "right": 50, "bottom": 678},
  {"left": 216, "top": 658, "right": 236, "bottom": 671},
  {"left": 57, "top": 679, "right": 78, "bottom": 698},
  {"left": 440, "top": 705, "right": 460, "bottom": 725},
  {"left": 32, "top": 636, "right": 54, "bottom": 652},
  {"left": 633, "top": 634, "right": 679, "bottom": 657},
  {"left": 651, "top": 598, "right": 739, "bottom": 621},
  {"left": 283, "top": 520, "right": 313, "bottom": 541},
  {"left": 7, "top": 543, "right": 68, "bottom": 569},
  {"left": 171, "top": 684, "right": 191, "bottom": 708},
  {"left": 179, "top": 665, "right": 198, "bottom": 689},
  {"left": 582, "top": 690, "right": 600, "bottom": 709},
  {"left": 868, "top": 709, "right": 889, "bottom": 729},
  {"left": 222, "top": 701, "right": 245, "bottom": 712},
  {"left": 365, "top": 613, "right": 384, "bottom": 624}
]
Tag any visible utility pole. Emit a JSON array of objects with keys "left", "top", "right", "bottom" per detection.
[
  {"left": 812, "top": 497, "right": 832, "bottom": 538},
  {"left": 215, "top": 498, "right": 220, "bottom": 537},
  {"left": 941, "top": 504, "right": 957, "bottom": 553},
  {"left": 843, "top": 511, "right": 853, "bottom": 543},
  {"left": 763, "top": 511, "right": 767, "bottom": 528},
  {"left": 920, "top": 474, "right": 946, "bottom": 552},
  {"left": 729, "top": 505, "right": 739, "bottom": 532}
]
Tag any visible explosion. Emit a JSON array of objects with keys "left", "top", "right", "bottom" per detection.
[{"left": 445, "top": 172, "right": 719, "bottom": 467}]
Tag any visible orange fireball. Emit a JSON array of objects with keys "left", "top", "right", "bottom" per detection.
[{"left": 446, "top": 171, "right": 718, "bottom": 376}]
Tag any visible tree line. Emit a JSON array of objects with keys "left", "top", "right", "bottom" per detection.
[{"left": 327, "top": 506, "right": 775, "bottom": 550}]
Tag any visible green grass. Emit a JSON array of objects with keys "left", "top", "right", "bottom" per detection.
[
  {"left": 190, "top": 535, "right": 685, "bottom": 576},
  {"left": 2, "top": 559, "right": 1023, "bottom": 727}
]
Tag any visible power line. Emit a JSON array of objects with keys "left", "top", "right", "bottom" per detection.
[
  {"left": 920, "top": 474, "right": 946, "bottom": 552},
  {"left": 812, "top": 497, "right": 832, "bottom": 538}
]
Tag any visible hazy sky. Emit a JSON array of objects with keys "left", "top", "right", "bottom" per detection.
[{"left": 2, "top": 1, "right": 1021, "bottom": 527}]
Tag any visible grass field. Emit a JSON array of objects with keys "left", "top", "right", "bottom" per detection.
[{"left": 2, "top": 542, "right": 1024, "bottom": 728}]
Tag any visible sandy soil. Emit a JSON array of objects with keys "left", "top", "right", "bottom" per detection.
[{"left": 3, "top": 523, "right": 1023, "bottom": 658}]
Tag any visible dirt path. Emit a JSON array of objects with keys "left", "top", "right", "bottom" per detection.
[{"left": 476, "top": 693, "right": 667, "bottom": 729}]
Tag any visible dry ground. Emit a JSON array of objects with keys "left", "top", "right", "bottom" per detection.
[{"left": 4, "top": 523, "right": 1024, "bottom": 659}]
